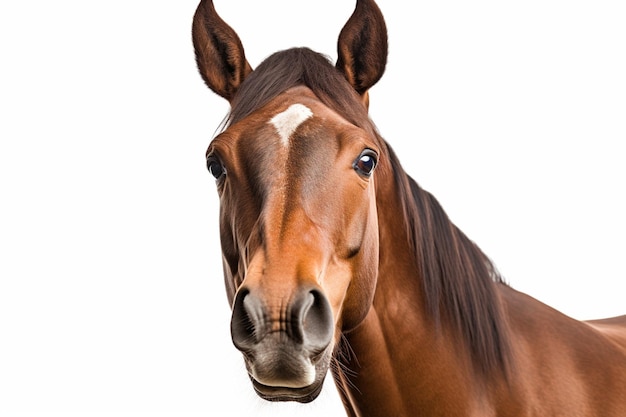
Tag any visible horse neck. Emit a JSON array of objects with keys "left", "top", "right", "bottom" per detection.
[{"left": 333, "top": 169, "right": 489, "bottom": 417}]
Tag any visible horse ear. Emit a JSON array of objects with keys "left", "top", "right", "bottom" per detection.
[
  {"left": 336, "top": 0, "right": 388, "bottom": 105},
  {"left": 192, "top": 0, "right": 252, "bottom": 102}
]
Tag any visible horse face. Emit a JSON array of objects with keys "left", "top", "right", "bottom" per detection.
[
  {"left": 194, "top": 0, "right": 388, "bottom": 402},
  {"left": 207, "top": 87, "right": 380, "bottom": 401}
]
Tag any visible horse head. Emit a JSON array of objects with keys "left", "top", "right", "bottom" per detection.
[{"left": 193, "top": 0, "right": 389, "bottom": 402}]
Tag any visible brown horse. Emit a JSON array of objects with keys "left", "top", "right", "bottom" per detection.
[{"left": 192, "top": 0, "right": 626, "bottom": 415}]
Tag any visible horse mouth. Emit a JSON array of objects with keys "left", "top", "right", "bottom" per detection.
[
  {"left": 251, "top": 378, "right": 325, "bottom": 403},
  {"left": 246, "top": 351, "right": 331, "bottom": 403}
]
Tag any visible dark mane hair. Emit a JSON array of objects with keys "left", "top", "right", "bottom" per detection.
[
  {"left": 226, "top": 47, "right": 511, "bottom": 377},
  {"left": 387, "top": 146, "right": 512, "bottom": 377},
  {"left": 226, "top": 47, "right": 373, "bottom": 135}
]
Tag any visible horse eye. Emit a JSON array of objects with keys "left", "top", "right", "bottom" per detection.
[
  {"left": 353, "top": 150, "right": 378, "bottom": 177},
  {"left": 207, "top": 155, "right": 226, "bottom": 181}
]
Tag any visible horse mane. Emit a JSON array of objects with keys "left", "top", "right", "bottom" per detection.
[
  {"left": 225, "top": 47, "right": 512, "bottom": 377},
  {"left": 388, "top": 146, "right": 513, "bottom": 377},
  {"left": 226, "top": 47, "right": 374, "bottom": 134}
]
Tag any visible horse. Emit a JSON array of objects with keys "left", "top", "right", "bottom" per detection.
[{"left": 191, "top": 0, "right": 626, "bottom": 415}]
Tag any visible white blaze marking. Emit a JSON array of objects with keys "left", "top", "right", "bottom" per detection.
[{"left": 269, "top": 103, "right": 313, "bottom": 146}]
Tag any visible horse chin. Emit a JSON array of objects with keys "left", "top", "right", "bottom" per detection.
[{"left": 251, "top": 379, "right": 326, "bottom": 403}]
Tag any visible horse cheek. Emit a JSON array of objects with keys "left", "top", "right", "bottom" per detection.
[{"left": 340, "top": 217, "right": 379, "bottom": 332}]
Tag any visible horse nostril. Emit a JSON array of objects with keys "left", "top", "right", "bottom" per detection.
[
  {"left": 297, "top": 289, "right": 334, "bottom": 353},
  {"left": 231, "top": 288, "right": 261, "bottom": 351},
  {"left": 230, "top": 286, "right": 334, "bottom": 355}
]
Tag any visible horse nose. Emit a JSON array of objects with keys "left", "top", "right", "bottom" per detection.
[{"left": 230, "top": 286, "right": 334, "bottom": 354}]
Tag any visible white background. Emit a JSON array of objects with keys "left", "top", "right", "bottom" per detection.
[{"left": 1, "top": 0, "right": 624, "bottom": 416}]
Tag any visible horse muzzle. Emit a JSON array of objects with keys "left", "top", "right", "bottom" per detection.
[{"left": 230, "top": 285, "right": 335, "bottom": 402}]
